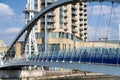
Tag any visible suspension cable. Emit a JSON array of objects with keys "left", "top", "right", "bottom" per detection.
[
  {"left": 101, "top": 3, "right": 114, "bottom": 64},
  {"left": 113, "top": 3, "right": 119, "bottom": 40},
  {"left": 85, "top": 2, "right": 94, "bottom": 63},
  {"left": 106, "top": 3, "right": 113, "bottom": 44},
  {"left": 101, "top": 4, "right": 108, "bottom": 47},
  {"left": 92, "top": 2, "right": 103, "bottom": 46},
  {"left": 113, "top": 4, "right": 120, "bottom": 65}
]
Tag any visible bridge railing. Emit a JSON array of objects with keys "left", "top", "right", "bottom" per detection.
[
  {"left": 4, "top": 47, "right": 120, "bottom": 66},
  {"left": 25, "top": 47, "right": 120, "bottom": 65}
]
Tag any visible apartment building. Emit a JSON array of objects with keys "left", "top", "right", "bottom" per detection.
[{"left": 34, "top": 0, "right": 87, "bottom": 52}]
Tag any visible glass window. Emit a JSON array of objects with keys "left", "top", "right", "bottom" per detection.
[
  {"left": 59, "top": 32, "right": 63, "bottom": 38},
  {"left": 71, "top": 35, "right": 73, "bottom": 40},
  {"left": 56, "top": 32, "right": 59, "bottom": 38},
  {"left": 41, "top": 32, "right": 45, "bottom": 38},
  {"left": 59, "top": 7, "right": 63, "bottom": 28},
  {"left": 48, "top": 32, "right": 59, "bottom": 38},
  {"left": 64, "top": 33, "right": 67, "bottom": 39},
  {"left": 35, "top": 33, "right": 38, "bottom": 39},
  {"left": 73, "top": 36, "right": 76, "bottom": 41},
  {"left": 68, "top": 33, "right": 71, "bottom": 40},
  {"left": 38, "top": 44, "right": 44, "bottom": 52},
  {"left": 48, "top": 32, "right": 52, "bottom": 38},
  {"left": 48, "top": 44, "right": 60, "bottom": 51},
  {"left": 66, "top": 33, "right": 68, "bottom": 39},
  {"left": 34, "top": 23, "right": 38, "bottom": 30}
]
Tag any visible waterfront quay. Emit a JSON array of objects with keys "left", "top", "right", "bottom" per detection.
[{"left": 0, "top": 70, "right": 120, "bottom": 80}]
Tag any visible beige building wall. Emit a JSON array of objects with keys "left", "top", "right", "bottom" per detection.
[
  {"left": 34, "top": 0, "right": 87, "bottom": 51},
  {"left": 15, "top": 42, "right": 25, "bottom": 57},
  {"left": 0, "top": 39, "right": 8, "bottom": 55},
  {"left": 15, "top": 42, "right": 22, "bottom": 57}
]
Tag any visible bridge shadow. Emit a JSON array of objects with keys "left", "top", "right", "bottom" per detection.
[{"left": 0, "top": 70, "right": 22, "bottom": 80}]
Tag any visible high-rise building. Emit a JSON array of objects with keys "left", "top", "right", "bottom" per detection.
[{"left": 34, "top": 0, "right": 87, "bottom": 52}]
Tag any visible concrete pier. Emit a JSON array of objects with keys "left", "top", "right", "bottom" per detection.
[
  {"left": 0, "top": 70, "right": 120, "bottom": 80},
  {"left": 0, "top": 70, "right": 44, "bottom": 78}
]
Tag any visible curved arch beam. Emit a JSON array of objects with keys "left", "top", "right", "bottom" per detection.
[{"left": 4, "top": 0, "right": 120, "bottom": 58}]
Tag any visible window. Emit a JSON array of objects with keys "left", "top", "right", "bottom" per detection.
[
  {"left": 71, "top": 35, "right": 73, "bottom": 40},
  {"left": 48, "top": 44, "right": 60, "bottom": 51},
  {"left": 34, "top": 23, "right": 38, "bottom": 30},
  {"left": 59, "top": 7, "right": 63, "bottom": 28},
  {"left": 38, "top": 44, "right": 44, "bottom": 52},
  {"left": 36, "top": 32, "right": 45, "bottom": 38},
  {"left": 68, "top": 33, "right": 71, "bottom": 40},
  {"left": 59, "top": 32, "right": 63, "bottom": 38}
]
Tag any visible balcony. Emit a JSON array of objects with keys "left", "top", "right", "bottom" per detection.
[
  {"left": 80, "top": 16, "right": 84, "bottom": 20},
  {"left": 64, "top": 14, "right": 67, "bottom": 18},
  {"left": 84, "top": 26, "right": 87, "bottom": 30},
  {"left": 84, "top": 35, "right": 87, "bottom": 39},
  {"left": 63, "top": 26, "right": 68, "bottom": 31},
  {"left": 23, "top": 8, "right": 39, "bottom": 14},
  {"left": 72, "top": 11, "right": 77, "bottom": 16},
  {"left": 62, "top": 13, "right": 67, "bottom": 18},
  {"left": 72, "top": 6, "right": 77, "bottom": 10},
  {"left": 47, "top": 12, "right": 54, "bottom": 16},
  {"left": 41, "top": 0, "right": 53, "bottom": 4},
  {"left": 79, "top": 7, "right": 83, "bottom": 11},
  {"left": 84, "top": 9, "right": 87, "bottom": 12},
  {"left": 80, "top": 24, "right": 83, "bottom": 26},
  {"left": 84, "top": 32, "right": 87, "bottom": 35},
  {"left": 72, "top": 17, "right": 77, "bottom": 22},
  {"left": 64, "top": 20, "right": 68, "bottom": 24},
  {"left": 84, "top": 15, "right": 87, "bottom": 19},
  {"left": 72, "top": 23, "right": 77, "bottom": 27},
  {"left": 84, "top": 14, "right": 87, "bottom": 16},
  {"left": 47, "top": 18, "right": 54, "bottom": 23},
  {"left": 79, "top": 27, "right": 83, "bottom": 31},
  {"left": 79, "top": 13, "right": 83, "bottom": 16},
  {"left": 64, "top": 8, "right": 68, "bottom": 12},
  {"left": 84, "top": 23, "right": 87, "bottom": 26},
  {"left": 47, "top": 25, "right": 55, "bottom": 30},
  {"left": 41, "top": 0, "right": 45, "bottom": 4},
  {"left": 84, "top": 18, "right": 87, "bottom": 21},
  {"left": 79, "top": 3, "right": 83, "bottom": 6},
  {"left": 79, "top": 10, "right": 84, "bottom": 14},
  {"left": 84, "top": 4, "right": 87, "bottom": 7},
  {"left": 72, "top": 28, "right": 77, "bottom": 33},
  {"left": 46, "top": 0, "right": 53, "bottom": 3},
  {"left": 41, "top": 24, "right": 55, "bottom": 30},
  {"left": 80, "top": 33, "right": 83, "bottom": 36},
  {"left": 79, "top": 18, "right": 83, "bottom": 22}
]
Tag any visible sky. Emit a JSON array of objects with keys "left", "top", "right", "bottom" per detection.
[
  {"left": 0, "top": 0, "right": 26, "bottom": 45},
  {"left": 0, "top": 0, "right": 120, "bottom": 46},
  {"left": 87, "top": 2, "right": 120, "bottom": 41}
]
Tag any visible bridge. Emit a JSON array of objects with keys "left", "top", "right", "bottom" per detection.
[{"left": 1, "top": 0, "right": 120, "bottom": 76}]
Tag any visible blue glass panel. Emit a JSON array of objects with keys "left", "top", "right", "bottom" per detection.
[{"left": 57, "top": 51, "right": 65, "bottom": 61}]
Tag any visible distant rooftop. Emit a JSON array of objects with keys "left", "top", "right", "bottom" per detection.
[
  {"left": 89, "top": 40, "right": 120, "bottom": 44},
  {"left": 0, "top": 39, "right": 7, "bottom": 47}
]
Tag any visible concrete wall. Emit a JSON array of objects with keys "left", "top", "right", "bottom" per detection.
[{"left": 0, "top": 70, "right": 44, "bottom": 78}]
